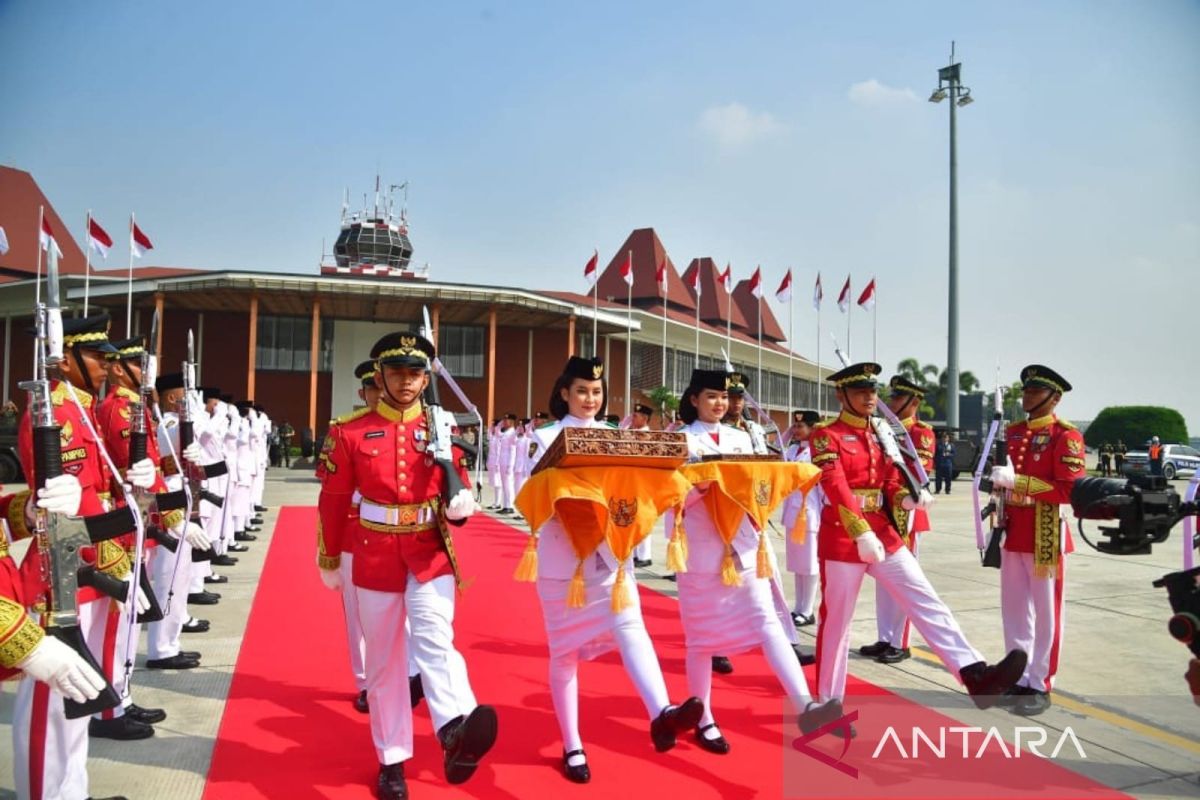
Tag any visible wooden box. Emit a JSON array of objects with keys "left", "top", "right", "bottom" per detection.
[
  {"left": 700, "top": 453, "right": 784, "bottom": 463},
  {"left": 532, "top": 427, "right": 689, "bottom": 475}
]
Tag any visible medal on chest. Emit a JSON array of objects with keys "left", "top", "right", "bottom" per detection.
[{"left": 412, "top": 428, "right": 427, "bottom": 454}]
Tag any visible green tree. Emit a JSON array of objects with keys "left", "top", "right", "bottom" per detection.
[
  {"left": 1084, "top": 406, "right": 1188, "bottom": 449},
  {"left": 648, "top": 385, "right": 680, "bottom": 423}
]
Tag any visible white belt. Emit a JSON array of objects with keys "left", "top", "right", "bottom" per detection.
[{"left": 359, "top": 498, "right": 437, "bottom": 528}]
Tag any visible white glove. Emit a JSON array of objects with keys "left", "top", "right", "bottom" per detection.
[
  {"left": 126, "top": 458, "right": 157, "bottom": 490},
  {"left": 445, "top": 488, "right": 477, "bottom": 521},
  {"left": 855, "top": 531, "right": 886, "bottom": 564},
  {"left": 318, "top": 567, "right": 343, "bottom": 592},
  {"left": 16, "top": 636, "right": 107, "bottom": 703},
  {"left": 990, "top": 459, "right": 1016, "bottom": 490},
  {"left": 182, "top": 442, "right": 205, "bottom": 465},
  {"left": 901, "top": 489, "right": 934, "bottom": 512},
  {"left": 119, "top": 586, "right": 151, "bottom": 615},
  {"left": 36, "top": 474, "right": 82, "bottom": 516},
  {"left": 177, "top": 521, "right": 211, "bottom": 551}
]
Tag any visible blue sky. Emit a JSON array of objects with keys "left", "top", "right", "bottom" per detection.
[{"left": 2, "top": 1, "right": 1198, "bottom": 431}]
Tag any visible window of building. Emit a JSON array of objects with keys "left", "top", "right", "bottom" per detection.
[
  {"left": 438, "top": 324, "right": 484, "bottom": 378},
  {"left": 257, "top": 316, "right": 334, "bottom": 372}
]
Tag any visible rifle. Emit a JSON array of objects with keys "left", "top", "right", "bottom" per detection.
[
  {"left": 126, "top": 311, "right": 164, "bottom": 624},
  {"left": 19, "top": 247, "right": 120, "bottom": 718},
  {"left": 419, "top": 308, "right": 475, "bottom": 588},
  {"left": 975, "top": 377, "right": 1006, "bottom": 568}
]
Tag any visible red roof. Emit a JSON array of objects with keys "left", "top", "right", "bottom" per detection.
[
  {"left": 593, "top": 228, "right": 696, "bottom": 312},
  {"left": 730, "top": 277, "right": 786, "bottom": 342},
  {"left": 679, "top": 258, "right": 751, "bottom": 332},
  {"left": 0, "top": 166, "right": 87, "bottom": 277}
]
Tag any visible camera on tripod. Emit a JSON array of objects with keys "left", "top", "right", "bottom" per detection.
[{"left": 1070, "top": 475, "right": 1200, "bottom": 658}]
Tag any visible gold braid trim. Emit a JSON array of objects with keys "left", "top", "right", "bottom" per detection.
[
  {"left": 160, "top": 508, "right": 185, "bottom": 531},
  {"left": 893, "top": 489, "right": 912, "bottom": 542},
  {"left": 1013, "top": 474, "right": 1054, "bottom": 498},
  {"left": 97, "top": 540, "right": 132, "bottom": 578},
  {"left": 1033, "top": 501, "right": 1060, "bottom": 578},
  {"left": 316, "top": 518, "right": 340, "bottom": 571},
  {"left": 6, "top": 490, "right": 33, "bottom": 542},
  {"left": 0, "top": 597, "right": 45, "bottom": 669},
  {"left": 838, "top": 505, "right": 872, "bottom": 539}
]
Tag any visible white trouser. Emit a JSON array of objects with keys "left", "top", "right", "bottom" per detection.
[
  {"left": 817, "top": 548, "right": 981, "bottom": 702},
  {"left": 1001, "top": 551, "right": 1065, "bottom": 692},
  {"left": 633, "top": 536, "right": 652, "bottom": 562},
  {"left": 339, "top": 553, "right": 367, "bottom": 692},
  {"left": 358, "top": 574, "right": 478, "bottom": 764},
  {"left": 876, "top": 535, "right": 921, "bottom": 647},
  {"left": 84, "top": 594, "right": 135, "bottom": 719},
  {"left": 405, "top": 573, "right": 477, "bottom": 732},
  {"left": 514, "top": 470, "right": 529, "bottom": 500},
  {"left": 252, "top": 463, "right": 265, "bottom": 507},
  {"left": 500, "top": 470, "right": 516, "bottom": 509},
  {"left": 13, "top": 676, "right": 90, "bottom": 800},
  {"left": 147, "top": 540, "right": 193, "bottom": 659},
  {"left": 489, "top": 467, "right": 503, "bottom": 490}
]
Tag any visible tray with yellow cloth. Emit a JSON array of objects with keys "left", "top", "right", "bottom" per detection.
[
  {"left": 515, "top": 429, "right": 690, "bottom": 611},
  {"left": 531, "top": 426, "right": 690, "bottom": 475},
  {"left": 674, "top": 458, "right": 822, "bottom": 586}
]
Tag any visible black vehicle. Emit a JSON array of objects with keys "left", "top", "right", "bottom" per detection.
[
  {"left": 0, "top": 421, "right": 23, "bottom": 483},
  {"left": 930, "top": 426, "right": 983, "bottom": 480}
]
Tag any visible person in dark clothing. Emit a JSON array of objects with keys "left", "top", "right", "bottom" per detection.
[
  {"left": 1099, "top": 442, "right": 1113, "bottom": 477},
  {"left": 934, "top": 433, "right": 956, "bottom": 494},
  {"left": 1114, "top": 440, "right": 1126, "bottom": 475},
  {"left": 1149, "top": 436, "right": 1163, "bottom": 476}
]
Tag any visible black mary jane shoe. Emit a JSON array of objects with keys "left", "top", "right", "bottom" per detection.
[
  {"left": 792, "top": 612, "right": 815, "bottom": 627},
  {"left": 376, "top": 762, "right": 408, "bottom": 800},
  {"left": 711, "top": 655, "right": 733, "bottom": 675},
  {"left": 562, "top": 748, "right": 591, "bottom": 783},
  {"left": 694, "top": 724, "right": 731, "bottom": 754},
  {"left": 353, "top": 690, "right": 369, "bottom": 714},
  {"left": 650, "top": 696, "right": 704, "bottom": 752}
]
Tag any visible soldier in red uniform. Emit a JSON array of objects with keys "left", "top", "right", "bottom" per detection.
[
  {"left": 811, "top": 362, "right": 1027, "bottom": 734},
  {"left": 317, "top": 332, "right": 496, "bottom": 800},
  {"left": 988, "top": 364, "right": 1084, "bottom": 717},
  {"left": 10, "top": 312, "right": 134, "bottom": 800},
  {"left": 858, "top": 375, "right": 937, "bottom": 664}
]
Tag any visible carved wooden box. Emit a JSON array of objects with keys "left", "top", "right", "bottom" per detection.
[{"left": 532, "top": 427, "right": 689, "bottom": 475}]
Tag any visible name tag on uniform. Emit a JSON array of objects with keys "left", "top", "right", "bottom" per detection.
[
  {"left": 842, "top": 435, "right": 858, "bottom": 442},
  {"left": 364, "top": 430, "right": 385, "bottom": 439}
]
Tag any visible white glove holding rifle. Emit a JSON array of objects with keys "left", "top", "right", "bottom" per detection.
[{"left": 17, "top": 637, "right": 107, "bottom": 703}]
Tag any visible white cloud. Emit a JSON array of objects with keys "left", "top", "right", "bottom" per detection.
[
  {"left": 848, "top": 79, "right": 918, "bottom": 108},
  {"left": 697, "top": 102, "right": 784, "bottom": 148}
]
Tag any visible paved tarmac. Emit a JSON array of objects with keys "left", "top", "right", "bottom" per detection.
[{"left": 1, "top": 467, "right": 1197, "bottom": 799}]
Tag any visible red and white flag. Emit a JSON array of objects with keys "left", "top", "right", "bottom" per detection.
[
  {"left": 857, "top": 277, "right": 877, "bottom": 310},
  {"left": 687, "top": 264, "right": 702, "bottom": 298},
  {"left": 719, "top": 263, "right": 733, "bottom": 294},
  {"left": 837, "top": 275, "right": 852, "bottom": 313},
  {"left": 131, "top": 221, "right": 154, "bottom": 259},
  {"left": 88, "top": 218, "right": 113, "bottom": 259},
  {"left": 655, "top": 257, "right": 668, "bottom": 296},
  {"left": 749, "top": 266, "right": 763, "bottom": 299},
  {"left": 583, "top": 249, "right": 599, "bottom": 286},
  {"left": 619, "top": 251, "right": 634, "bottom": 287},
  {"left": 40, "top": 216, "right": 63, "bottom": 259},
  {"left": 813, "top": 272, "right": 823, "bottom": 310},
  {"left": 0, "top": 226, "right": 8, "bottom": 256},
  {"left": 775, "top": 269, "right": 792, "bottom": 303}
]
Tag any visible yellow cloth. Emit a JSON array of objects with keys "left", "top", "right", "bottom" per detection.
[
  {"left": 679, "top": 461, "right": 822, "bottom": 542},
  {"left": 515, "top": 465, "right": 693, "bottom": 588}
]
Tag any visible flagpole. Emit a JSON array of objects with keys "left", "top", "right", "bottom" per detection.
[
  {"left": 626, "top": 249, "right": 632, "bottom": 417},
  {"left": 845, "top": 277, "right": 851, "bottom": 362},
  {"left": 816, "top": 297, "right": 822, "bottom": 415},
  {"left": 592, "top": 279, "right": 598, "bottom": 352},
  {"left": 83, "top": 210, "right": 92, "bottom": 316},
  {"left": 126, "top": 212, "right": 135, "bottom": 336},
  {"left": 787, "top": 280, "right": 794, "bottom": 413},
  {"left": 34, "top": 206, "right": 44, "bottom": 373},
  {"left": 694, "top": 274, "right": 700, "bottom": 360},
  {"left": 872, "top": 285, "right": 878, "bottom": 362},
  {"left": 661, "top": 260, "right": 668, "bottom": 386},
  {"left": 756, "top": 290, "right": 763, "bottom": 395},
  {"left": 725, "top": 264, "right": 732, "bottom": 354}
]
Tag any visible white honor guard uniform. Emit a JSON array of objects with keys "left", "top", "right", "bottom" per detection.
[
  {"left": 673, "top": 417, "right": 813, "bottom": 743},
  {"left": 486, "top": 424, "right": 502, "bottom": 508},
  {"left": 147, "top": 408, "right": 194, "bottom": 662},
  {"left": 250, "top": 408, "right": 268, "bottom": 512},
  {"left": 781, "top": 438, "right": 822, "bottom": 621},
  {"left": 497, "top": 423, "right": 517, "bottom": 511},
  {"left": 529, "top": 412, "right": 680, "bottom": 761},
  {"left": 194, "top": 395, "right": 230, "bottom": 587},
  {"left": 230, "top": 406, "right": 254, "bottom": 536},
  {"left": 513, "top": 425, "right": 532, "bottom": 501}
]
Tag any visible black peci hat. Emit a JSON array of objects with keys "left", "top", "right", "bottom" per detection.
[
  {"left": 826, "top": 362, "right": 882, "bottom": 389},
  {"left": 370, "top": 331, "right": 435, "bottom": 370},
  {"left": 888, "top": 375, "right": 926, "bottom": 399},
  {"left": 796, "top": 409, "right": 821, "bottom": 426},
  {"left": 201, "top": 386, "right": 220, "bottom": 401},
  {"left": 155, "top": 372, "right": 185, "bottom": 392},
  {"left": 634, "top": 403, "right": 654, "bottom": 417},
  {"left": 1020, "top": 364, "right": 1071, "bottom": 393},
  {"left": 562, "top": 355, "right": 605, "bottom": 382}
]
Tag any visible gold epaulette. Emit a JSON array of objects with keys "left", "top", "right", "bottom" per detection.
[
  {"left": 333, "top": 406, "right": 371, "bottom": 426},
  {"left": 812, "top": 418, "right": 834, "bottom": 430},
  {"left": 1058, "top": 419, "right": 1077, "bottom": 431}
]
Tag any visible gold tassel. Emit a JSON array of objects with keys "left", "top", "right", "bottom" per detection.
[
  {"left": 720, "top": 545, "right": 742, "bottom": 587},
  {"left": 567, "top": 560, "right": 587, "bottom": 608},
  {"left": 789, "top": 511, "right": 807, "bottom": 544},
  {"left": 756, "top": 533, "right": 773, "bottom": 579},
  {"left": 611, "top": 565, "right": 633, "bottom": 613},
  {"left": 666, "top": 506, "right": 689, "bottom": 573},
  {"left": 512, "top": 534, "right": 539, "bottom": 582}
]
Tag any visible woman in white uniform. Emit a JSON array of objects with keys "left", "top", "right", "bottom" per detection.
[
  {"left": 673, "top": 370, "right": 839, "bottom": 754},
  {"left": 528, "top": 356, "right": 703, "bottom": 783},
  {"left": 781, "top": 409, "right": 823, "bottom": 627}
]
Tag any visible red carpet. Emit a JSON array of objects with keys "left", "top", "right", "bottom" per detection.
[{"left": 204, "top": 508, "right": 1129, "bottom": 800}]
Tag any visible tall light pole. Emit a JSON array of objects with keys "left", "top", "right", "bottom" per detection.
[{"left": 929, "top": 42, "right": 974, "bottom": 429}]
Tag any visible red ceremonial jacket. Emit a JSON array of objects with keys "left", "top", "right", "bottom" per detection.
[
  {"left": 811, "top": 410, "right": 905, "bottom": 563},
  {"left": 317, "top": 400, "right": 469, "bottom": 592},
  {"left": 1003, "top": 414, "right": 1083, "bottom": 556}
]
